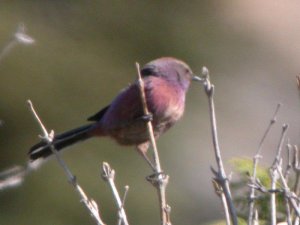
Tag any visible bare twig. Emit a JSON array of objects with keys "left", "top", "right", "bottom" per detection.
[
  {"left": 272, "top": 124, "right": 289, "bottom": 168},
  {"left": 269, "top": 124, "right": 289, "bottom": 225},
  {"left": 293, "top": 146, "right": 300, "bottom": 196},
  {"left": 201, "top": 67, "right": 237, "bottom": 225},
  {"left": 290, "top": 145, "right": 300, "bottom": 222},
  {"left": 285, "top": 193, "right": 293, "bottom": 225},
  {"left": 0, "top": 23, "right": 34, "bottom": 62},
  {"left": 212, "top": 178, "right": 230, "bottom": 223},
  {"left": 135, "top": 63, "right": 170, "bottom": 225},
  {"left": 122, "top": 186, "right": 130, "bottom": 207},
  {"left": 285, "top": 143, "right": 293, "bottom": 180},
  {"left": 0, "top": 165, "right": 29, "bottom": 190},
  {"left": 248, "top": 178, "right": 282, "bottom": 194},
  {"left": 248, "top": 104, "right": 280, "bottom": 225},
  {"left": 283, "top": 144, "right": 296, "bottom": 225},
  {"left": 284, "top": 144, "right": 293, "bottom": 225},
  {"left": 277, "top": 164, "right": 300, "bottom": 219},
  {"left": 294, "top": 215, "right": 300, "bottom": 225},
  {"left": 102, "top": 162, "right": 129, "bottom": 225},
  {"left": 270, "top": 163, "right": 280, "bottom": 225},
  {"left": 28, "top": 100, "right": 105, "bottom": 225},
  {"left": 0, "top": 139, "right": 46, "bottom": 191},
  {"left": 248, "top": 171, "right": 300, "bottom": 223},
  {"left": 135, "top": 62, "right": 161, "bottom": 173},
  {"left": 254, "top": 210, "right": 259, "bottom": 225},
  {"left": 0, "top": 156, "right": 47, "bottom": 191}
]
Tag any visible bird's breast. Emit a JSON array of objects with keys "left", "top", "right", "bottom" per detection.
[
  {"left": 96, "top": 77, "right": 187, "bottom": 146},
  {"left": 146, "top": 78, "right": 186, "bottom": 132}
]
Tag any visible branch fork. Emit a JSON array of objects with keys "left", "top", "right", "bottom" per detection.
[
  {"left": 101, "top": 162, "right": 129, "bottom": 225},
  {"left": 28, "top": 100, "right": 106, "bottom": 225}
]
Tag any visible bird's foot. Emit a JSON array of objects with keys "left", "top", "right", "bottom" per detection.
[
  {"left": 146, "top": 172, "right": 169, "bottom": 187},
  {"left": 139, "top": 113, "right": 153, "bottom": 122}
]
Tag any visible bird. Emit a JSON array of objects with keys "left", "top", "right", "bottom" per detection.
[{"left": 29, "top": 57, "right": 201, "bottom": 165}]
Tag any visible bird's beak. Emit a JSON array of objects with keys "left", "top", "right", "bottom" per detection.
[{"left": 192, "top": 75, "right": 203, "bottom": 82}]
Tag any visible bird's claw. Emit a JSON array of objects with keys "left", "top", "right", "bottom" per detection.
[
  {"left": 146, "top": 172, "right": 168, "bottom": 187},
  {"left": 140, "top": 113, "right": 153, "bottom": 122}
]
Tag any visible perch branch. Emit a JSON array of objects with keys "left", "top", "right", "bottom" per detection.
[{"left": 135, "top": 63, "right": 171, "bottom": 225}]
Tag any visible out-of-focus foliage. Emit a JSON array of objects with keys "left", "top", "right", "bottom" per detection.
[
  {"left": 203, "top": 217, "right": 246, "bottom": 225},
  {"left": 230, "top": 158, "right": 285, "bottom": 222},
  {"left": 230, "top": 158, "right": 271, "bottom": 186}
]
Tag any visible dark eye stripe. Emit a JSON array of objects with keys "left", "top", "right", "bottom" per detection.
[
  {"left": 176, "top": 71, "right": 182, "bottom": 83},
  {"left": 141, "top": 67, "right": 153, "bottom": 76}
]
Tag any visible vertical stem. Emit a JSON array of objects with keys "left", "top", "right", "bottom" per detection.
[
  {"left": 201, "top": 67, "right": 237, "bottom": 225},
  {"left": 270, "top": 169, "right": 278, "bottom": 225},
  {"left": 269, "top": 124, "right": 289, "bottom": 225},
  {"left": 207, "top": 87, "right": 237, "bottom": 225},
  {"left": 248, "top": 104, "right": 280, "bottom": 225},
  {"left": 136, "top": 63, "right": 162, "bottom": 173},
  {"left": 102, "top": 163, "right": 129, "bottom": 225},
  {"left": 135, "top": 63, "right": 169, "bottom": 225}
]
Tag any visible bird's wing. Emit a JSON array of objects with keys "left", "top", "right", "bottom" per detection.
[
  {"left": 86, "top": 82, "right": 143, "bottom": 126},
  {"left": 87, "top": 79, "right": 154, "bottom": 128},
  {"left": 97, "top": 82, "right": 147, "bottom": 129},
  {"left": 87, "top": 105, "right": 110, "bottom": 121}
]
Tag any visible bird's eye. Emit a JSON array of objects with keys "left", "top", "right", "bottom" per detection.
[
  {"left": 141, "top": 67, "right": 153, "bottom": 76},
  {"left": 185, "top": 68, "right": 191, "bottom": 74}
]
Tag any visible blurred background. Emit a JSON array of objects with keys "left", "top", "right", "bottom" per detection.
[{"left": 0, "top": 1, "right": 299, "bottom": 224}]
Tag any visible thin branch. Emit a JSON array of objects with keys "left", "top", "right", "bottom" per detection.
[
  {"left": 294, "top": 216, "right": 300, "bottom": 225},
  {"left": 212, "top": 178, "right": 230, "bottom": 223},
  {"left": 201, "top": 67, "right": 237, "bottom": 225},
  {"left": 293, "top": 146, "right": 300, "bottom": 196},
  {"left": 284, "top": 144, "right": 293, "bottom": 225},
  {"left": 135, "top": 63, "right": 170, "bottom": 225},
  {"left": 290, "top": 145, "right": 300, "bottom": 222},
  {"left": 248, "top": 104, "right": 280, "bottom": 225},
  {"left": 135, "top": 63, "right": 161, "bottom": 173},
  {"left": 285, "top": 143, "right": 293, "bottom": 179},
  {"left": 248, "top": 179, "right": 282, "bottom": 194},
  {"left": 285, "top": 194, "right": 293, "bottom": 225},
  {"left": 272, "top": 124, "right": 289, "bottom": 168},
  {"left": 28, "top": 100, "right": 105, "bottom": 225},
  {"left": 102, "top": 162, "right": 129, "bottom": 225},
  {"left": 0, "top": 165, "right": 29, "bottom": 190},
  {"left": 270, "top": 163, "right": 280, "bottom": 225},
  {"left": 0, "top": 156, "right": 47, "bottom": 191},
  {"left": 277, "top": 164, "right": 300, "bottom": 219},
  {"left": 253, "top": 209, "right": 259, "bottom": 225},
  {"left": 122, "top": 186, "right": 130, "bottom": 207},
  {"left": 268, "top": 124, "right": 289, "bottom": 225},
  {"left": 0, "top": 23, "right": 34, "bottom": 63}
]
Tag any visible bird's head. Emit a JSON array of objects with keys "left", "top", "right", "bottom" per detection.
[{"left": 141, "top": 57, "right": 200, "bottom": 91}]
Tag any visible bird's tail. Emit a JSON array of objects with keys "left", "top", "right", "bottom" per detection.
[{"left": 29, "top": 124, "right": 94, "bottom": 161}]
